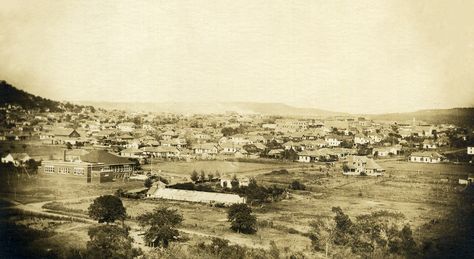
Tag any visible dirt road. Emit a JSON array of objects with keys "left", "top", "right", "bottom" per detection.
[{"left": 8, "top": 196, "right": 269, "bottom": 251}]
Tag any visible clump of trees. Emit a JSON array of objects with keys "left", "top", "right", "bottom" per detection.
[
  {"left": 289, "top": 180, "right": 306, "bottom": 190},
  {"left": 234, "top": 178, "right": 286, "bottom": 204},
  {"left": 190, "top": 170, "right": 217, "bottom": 183},
  {"left": 221, "top": 125, "right": 248, "bottom": 137},
  {"left": 282, "top": 149, "right": 299, "bottom": 160},
  {"left": 88, "top": 195, "right": 127, "bottom": 224},
  {"left": 137, "top": 207, "right": 184, "bottom": 248},
  {"left": 227, "top": 204, "right": 257, "bottom": 234},
  {"left": 168, "top": 182, "right": 214, "bottom": 192},
  {"left": 149, "top": 174, "right": 169, "bottom": 184},
  {"left": 309, "top": 207, "right": 418, "bottom": 258},
  {"left": 149, "top": 237, "right": 283, "bottom": 259},
  {"left": 85, "top": 225, "right": 141, "bottom": 259},
  {"left": 85, "top": 195, "right": 141, "bottom": 258},
  {"left": 194, "top": 237, "right": 271, "bottom": 259}
]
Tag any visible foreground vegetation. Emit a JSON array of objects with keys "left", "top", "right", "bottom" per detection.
[{"left": 1, "top": 159, "right": 473, "bottom": 258}]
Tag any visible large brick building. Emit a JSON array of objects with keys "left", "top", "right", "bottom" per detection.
[{"left": 41, "top": 149, "right": 135, "bottom": 183}]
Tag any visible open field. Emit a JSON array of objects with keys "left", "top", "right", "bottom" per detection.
[
  {"left": 0, "top": 141, "right": 66, "bottom": 160},
  {"left": 1, "top": 174, "right": 144, "bottom": 204},
  {"left": 143, "top": 160, "right": 310, "bottom": 182},
  {"left": 378, "top": 160, "right": 473, "bottom": 178},
  {"left": 3, "top": 160, "right": 473, "bottom": 257}
]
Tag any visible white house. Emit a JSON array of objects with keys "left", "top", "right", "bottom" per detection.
[
  {"left": 354, "top": 134, "right": 370, "bottom": 145},
  {"left": 372, "top": 148, "right": 391, "bottom": 157},
  {"left": 193, "top": 143, "right": 218, "bottom": 155},
  {"left": 409, "top": 151, "right": 444, "bottom": 163},
  {"left": 120, "top": 148, "right": 144, "bottom": 159},
  {"left": 368, "top": 133, "right": 383, "bottom": 144},
  {"left": 297, "top": 150, "right": 320, "bottom": 163},
  {"left": 325, "top": 135, "right": 341, "bottom": 147},
  {"left": 468, "top": 147, "right": 474, "bottom": 155},
  {"left": 422, "top": 139, "right": 437, "bottom": 149},
  {"left": 117, "top": 122, "right": 135, "bottom": 132},
  {"left": 219, "top": 143, "right": 242, "bottom": 154},
  {"left": 342, "top": 156, "right": 385, "bottom": 176},
  {"left": 1, "top": 153, "right": 31, "bottom": 166}
]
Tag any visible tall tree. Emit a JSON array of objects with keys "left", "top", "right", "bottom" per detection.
[
  {"left": 86, "top": 225, "right": 140, "bottom": 259},
  {"left": 190, "top": 170, "right": 199, "bottom": 182},
  {"left": 144, "top": 178, "right": 153, "bottom": 188},
  {"left": 88, "top": 195, "right": 127, "bottom": 224},
  {"left": 309, "top": 217, "right": 336, "bottom": 257},
  {"left": 137, "top": 207, "right": 183, "bottom": 248}
]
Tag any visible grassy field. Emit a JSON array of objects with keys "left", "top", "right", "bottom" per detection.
[
  {"left": 42, "top": 160, "right": 472, "bottom": 256},
  {"left": 379, "top": 160, "right": 473, "bottom": 178},
  {"left": 143, "top": 160, "right": 307, "bottom": 183},
  {"left": 0, "top": 141, "right": 67, "bottom": 160},
  {"left": 4, "top": 160, "right": 473, "bottom": 257},
  {"left": 2, "top": 174, "right": 144, "bottom": 204}
]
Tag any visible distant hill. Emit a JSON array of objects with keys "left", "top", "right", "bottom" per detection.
[
  {"left": 2, "top": 80, "right": 473, "bottom": 126},
  {"left": 227, "top": 102, "right": 347, "bottom": 117},
  {"left": 0, "top": 80, "right": 89, "bottom": 112},
  {"left": 0, "top": 80, "right": 64, "bottom": 112},
  {"left": 79, "top": 101, "right": 347, "bottom": 117},
  {"left": 368, "top": 108, "right": 474, "bottom": 127},
  {"left": 78, "top": 101, "right": 474, "bottom": 125}
]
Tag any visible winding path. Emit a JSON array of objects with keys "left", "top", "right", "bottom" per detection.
[{"left": 5, "top": 196, "right": 269, "bottom": 250}]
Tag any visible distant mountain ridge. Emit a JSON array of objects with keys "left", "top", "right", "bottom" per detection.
[
  {"left": 368, "top": 108, "right": 474, "bottom": 127},
  {"left": 1, "top": 81, "right": 473, "bottom": 126},
  {"left": 78, "top": 101, "right": 347, "bottom": 117}
]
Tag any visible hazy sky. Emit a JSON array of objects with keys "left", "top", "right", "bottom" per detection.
[{"left": 1, "top": 0, "right": 473, "bottom": 114}]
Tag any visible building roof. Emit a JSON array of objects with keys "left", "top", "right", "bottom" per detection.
[
  {"left": 141, "top": 146, "right": 180, "bottom": 153},
  {"left": 423, "top": 139, "right": 435, "bottom": 144},
  {"left": 65, "top": 149, "right": 90, "bottom": 156},
  {"left": 365, "top": 159, "right": 384, "bottom": 171},
  {"left": 8, "top": 153, "right": 30, "bottom": 161},
  {"left": 51, "top": 128, "right": 79, "bottom": 137},
  {"left": 220, "top": 142, "right": 242, "bottom": 149},
  {"left": 344, "top": 155, "right": 384, "bottom": 171},
  {"left": 298, "top": 150, "right": 322, "bottom": 157},
  {"left": 268, "top": 149, "right": 284, "bottom": 155},
  {"left": 193, "top": 143, "right": 217, "bottom": 150},
  {"left": 121, "top": 148, "right": 143, "bottom": 154},
  {"left": 410, "top": 151, "right": 444, "bottom": 159},
  {"left": 80, "top": 150, "right": 134, "bottom": 164},
  {"left": 253, "top": 143, "right": 267, "bottom": 150},
  {"left": 150, "top": 188, "right": 245, "bottom": 204}
]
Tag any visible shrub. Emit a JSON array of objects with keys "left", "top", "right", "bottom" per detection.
[
  {"left": 290, "top": 180, "right": 306, "bottom": 190},
  {"left": 227, "top": 204, "right": 257, "bottom": 234}
]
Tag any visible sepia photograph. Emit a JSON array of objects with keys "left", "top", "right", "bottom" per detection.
[{"left": 1, "top": 0, "right": 473, "bottom": 258}]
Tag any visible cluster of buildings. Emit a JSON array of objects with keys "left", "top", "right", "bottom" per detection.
[
  {"left": 1, "top": 102, "right": 473, "bottom": 172},
  {"left": 342, "top": 156, "right": 385, "bottom": 176}
]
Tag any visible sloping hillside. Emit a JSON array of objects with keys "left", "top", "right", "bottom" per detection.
[
  {"left": 369, "top": 108, "right": 474, "bottom": 126},
  {"left": 0, "top": 80, "right": 64, "bottom": 112},
  {"left": 0, "top": 81, "right": 95, "bottom": 113}
]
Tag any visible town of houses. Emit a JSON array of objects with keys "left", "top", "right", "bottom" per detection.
[{"left": 2, "top": 102, "right": 474, "bottom": 184}]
